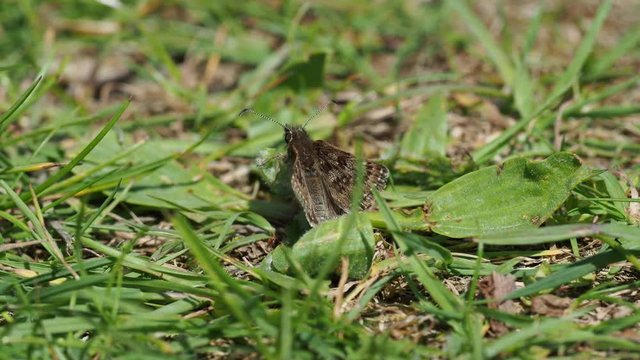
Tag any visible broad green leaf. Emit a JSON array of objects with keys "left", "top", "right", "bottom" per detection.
[
  {"left": 266, "top": 213, "right": 375, "bottom": 279},
  {"left": 394, "top": 94, "right": 471, "bottom": 189},
  {"left": 279, "top": 52, "right": 326, "bottom": 91},
  {"left": 399, "top": 93, "right": 447, "bottom": 158},
  {"left": 425, "top": 152, "right": 592, "bottom": 238}
]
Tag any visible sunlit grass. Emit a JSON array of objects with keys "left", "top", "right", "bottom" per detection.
[{"left": 1, "top": 0, "right": 639, "bottom": 358}]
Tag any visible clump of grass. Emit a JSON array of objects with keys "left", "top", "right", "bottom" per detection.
[{"left": 1, "top": 0, "right": 639, "bottom": 358}]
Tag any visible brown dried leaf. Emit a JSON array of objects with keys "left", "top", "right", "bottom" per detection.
[
  {"left": 478, "top": 272, "right": 518, "bottom": 310},
  {"left": 531, "top": 294, "right": 572, "bottom": 317},
  {"left": 478, "top": 271, "right": 521, "bottom": 335},
  {"left": 452, "top": 92, "right": 481, "bottom": 108},
  {"left": 616, "top": 328, "right": 640, "bottom": 343}
]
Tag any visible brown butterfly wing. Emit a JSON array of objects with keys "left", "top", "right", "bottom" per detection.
[
  {"left": 290, "top": 154, "right": 343, "bottom": 227},
  {"left": 313, "top": 140, "right": 389, "bottom": 214},
  {"left": 360, "top": 159, "right": 390, "bottom": 209}
]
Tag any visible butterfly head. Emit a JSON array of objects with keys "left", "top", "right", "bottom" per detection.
[
  {"left": 284, "top": 125, "right": 314, "bottom": 157},
  {"left": 284, "top": 125, "right": 306, "bottom": 143},
  {"left": 284, "top": 125, "right": 315, "bottom": 164}
]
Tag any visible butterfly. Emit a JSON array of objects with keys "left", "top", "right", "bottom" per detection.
[{"left": 241, "top": 105, "right": 389, "bottom": 227}]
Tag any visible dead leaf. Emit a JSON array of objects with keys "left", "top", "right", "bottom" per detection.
[
  {"left": 452, "top": 92, "right": 481, "bottom": 108},
  {"left": 616, "top": 328, "right": 640, "bottom": 343},
  {"left": 478, "top": 272, "right": 521, "bottom": 335},
  {"left": 531, "top": 294, "right": 572, "bottom": 317},
  {"left": 478, "top": 272, "right": 518, "bottom": 310}
]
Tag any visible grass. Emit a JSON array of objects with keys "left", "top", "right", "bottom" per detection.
[{"left": 1, "top": 0, "right": 640, "bottom": 359}]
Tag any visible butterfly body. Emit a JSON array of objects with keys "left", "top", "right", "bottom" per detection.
[{"left": 284, "top": 125, "right": 389, "bottom": 227}]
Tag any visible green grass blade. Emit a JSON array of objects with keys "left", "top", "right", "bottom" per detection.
[
  {"left": 512, "top": 57, "right": 535, "bottom": 119},
  {"left": 543, "top": 0, "right": 612, "bottom": 107},
  {"left": 0, "top": 75, "right": 43, "bottom": 134},
  {"left": 472, "top": 0, "right": 613, "bottom": 163},
  {"left": 449, "top": 0, "right": 514, "bottom": 86},
  {"left": 522, "top": 5, "right": 543, "bottom": 58},
  {"left": 31, "top": 99, "right": 130, "bottom": 198},
  {"left": 172, "top": 214, "right": 269, "bottom": 354},
  {"left": 506, "top": 250, "right": 628, "bottom": 300},
  {"left": 399, "top": 92, "right": 447, "bottom": 158},
  {"left": 478, "top": 223, "right": 640, "bottom": 246},
  {"left": 484, "top": 314, "right": 581, "bottom": 358},
  {"left": 373, "top": 189, "right": 461, "bottom": 313},
  {"left": 589, "top": 24, "right": 640, "bottom": 75},
  {"left": 0, "top": 180, "right": 44, "bottom": 245}
]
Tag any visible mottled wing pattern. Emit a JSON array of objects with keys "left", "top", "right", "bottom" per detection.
[
  {"left": 290, "top": 156, "right": 342, "bottom": 226},
  {"left": 360, "top": 160, "right": 390, "bottom": 209},
  {"left": 314, "top": 140, "right": 389, "bottom": 214}
]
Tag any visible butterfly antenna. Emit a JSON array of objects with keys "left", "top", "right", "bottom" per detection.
[
  {"left": 303, "top": 99, "right": 338, "bottom": 129},
  {"left": 239, "top": 108, "right": 285, "bottom": 128}
]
